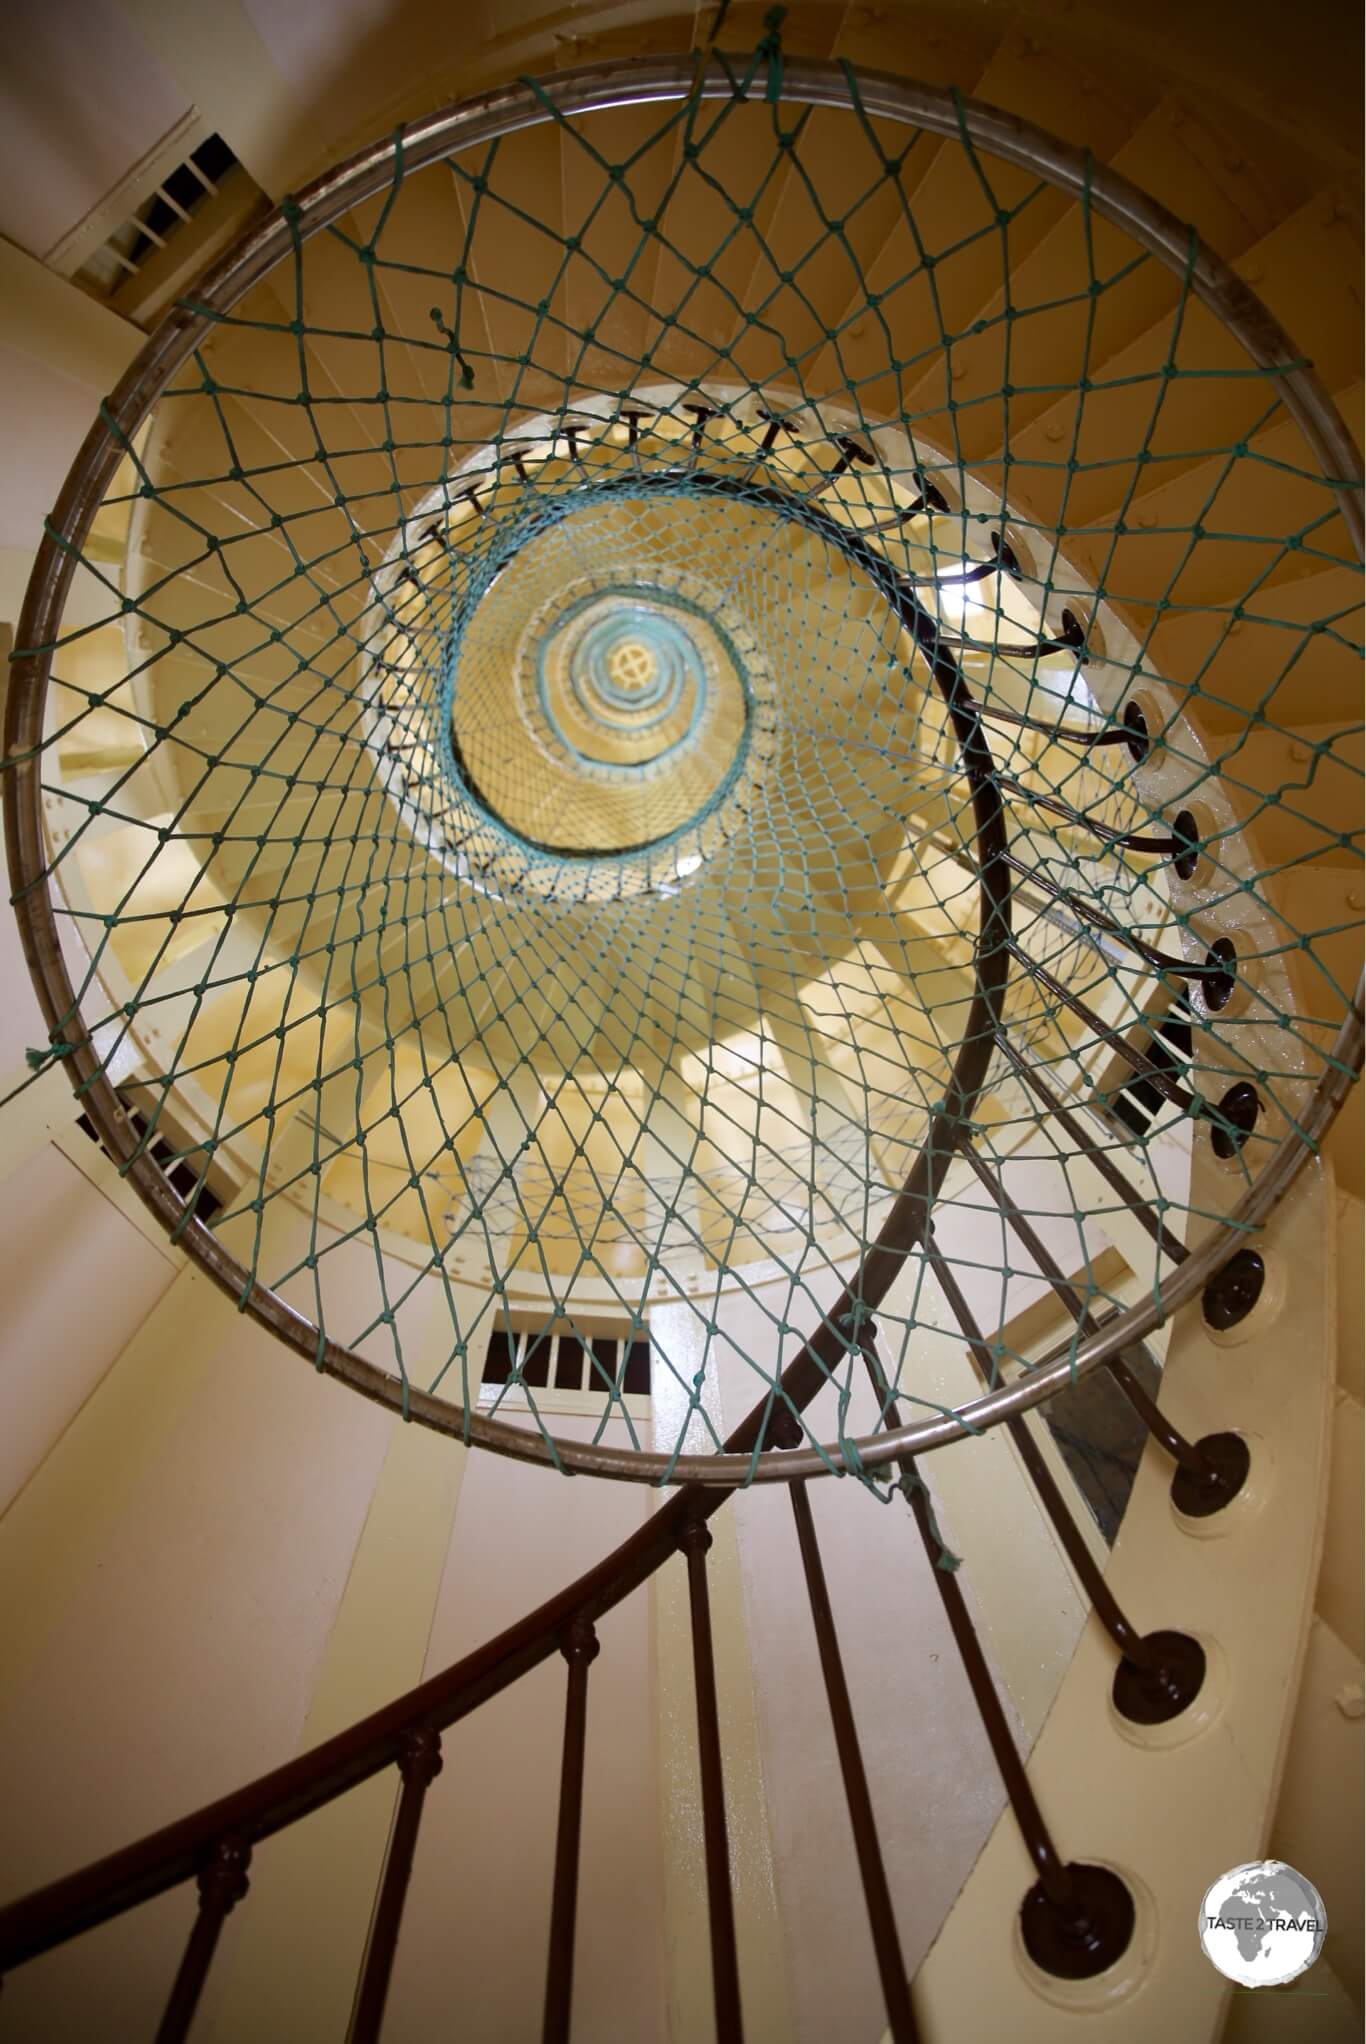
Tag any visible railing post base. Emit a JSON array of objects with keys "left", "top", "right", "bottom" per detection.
[
  {"left": 1111, "top": 1630, "right": 1206, "bottom": 1726},
  {"left": 1020, "top": 1863, "right": 1135, "bottom": 1980},
  {"left": 1171, "top": 1432, "right": 1252, "bottom": 1518}
]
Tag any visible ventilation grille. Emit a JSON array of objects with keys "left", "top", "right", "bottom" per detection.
[
  {"left": 74, "top": 1094, "right": 225, "bottom": 1226},
  {"left": 73, "top": 134, "right": 242, "bottom": 303}
]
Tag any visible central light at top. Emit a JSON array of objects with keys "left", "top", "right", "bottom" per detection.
[
  {"left": 606, "top": 639, "right": 655, "bottom": 694},
  {"left": 541, "top": 590, "right": 712, "bottom": 771}
]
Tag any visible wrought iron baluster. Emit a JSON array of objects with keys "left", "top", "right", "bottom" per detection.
[
  {"left": 682, "top": 403, "right": 718, "bottom": 459},
  {"left": 923, "top": 1237, "right": 1206, "bottom": 1720},
  {"left": 827, "top": 434, "right": 876, "bottom": 484},
  {"left": 956, "top": 1139, "right": 1242, "bottom": 1506},
  {"left": 1002, "top": 856, "right": 1227, "bottom": 979},
  {"left": 902, "top": 467, "right": 950, "bottom": 519},
  {"left": 936, "top": 606, "right": 1086, "bottom": 662},
  {"left": 996, "top": 1034, "right": 1189, "bottom": 1263},
  {"left": 738, "top": 405, "right": 792, "bottom": 482},
  {"left": 543, "top": 1619, "right": 599, "bottom": 2044},
  {"left": 1017, "top": 954, "right": 1200, "bottom": 1114},
  {"left": 347, "top": 1728, "right": 443, "bottom": 2044},
  {"left": 778, "top": 1443, "right": 918, "bottom": 2043},
  {"left": 754, "top": 407, "right": 788, "bottom": 453},
  {"left": 621, "top": 406, "right": 652, "bottom": 477},
  {"left": 974, "top": 704, "right": 1137, "bottom": 746},
  {"left": 919, "top": 555, "right": 1000, "bottom": 591},
  {"left": 680, "top": 1520, "right": 744, "bottom": 2044},
  {"left": 1000, "top": 778, "right": 1181, "bottom": 854},
  {"left": 154, "top": 1838, "right": 251, "bottom": 2044},
  {"left": 853, "top": 1332, "right": 1136, "bottom": 1980}
]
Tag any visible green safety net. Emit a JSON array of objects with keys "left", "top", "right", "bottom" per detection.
[{"left": 4, "top": 31, "right": 1361, "bottom": 1511}]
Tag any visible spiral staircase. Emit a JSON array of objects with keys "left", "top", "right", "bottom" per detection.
[{"left": 0, "top": 5, "right": 1360, "bottom": 2041}]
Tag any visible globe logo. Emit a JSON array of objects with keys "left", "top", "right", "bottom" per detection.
[{"left": 1199, "top": 1861, "right": 1327, "bottom": 1987}]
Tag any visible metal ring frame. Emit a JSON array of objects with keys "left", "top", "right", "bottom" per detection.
[{"left": 6, "top": 54, "right": 1363, "bottom": 1487}]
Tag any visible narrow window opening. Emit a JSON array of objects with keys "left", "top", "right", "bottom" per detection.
[{"left": 479, "top": 1326, "right": 653, "bottom": 1412}]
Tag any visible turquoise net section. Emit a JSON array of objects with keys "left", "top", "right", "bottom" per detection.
[
  {"left": 3, "top": 38, "right": 1361, "bottom": 1499},
  {"left": 429, "top": 475, "right": 782, "bottom": 875}
]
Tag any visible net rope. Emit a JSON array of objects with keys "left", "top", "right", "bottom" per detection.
[{"left": 4, "top": 35, "right": 1361, "bottom": 1504}]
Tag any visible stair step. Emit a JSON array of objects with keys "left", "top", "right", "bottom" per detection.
[
  {"left": 804, "top": 34, "right": 1156, "bottom": 433},
  {"left": 1062, "top": 380, "right": 1362, "bottom": 624},
  {"left": 1142, "top": 562, "right": 1363, "bottom": 732},
  {"left": 556, "top": 100, "right": 685, "bottom": 402},
  {"left": 1208, "top": 719, "right": 1364, "bottom": 874},
  {"left": 994, "top": 188, "right": 1362, "bottom": 535},
  {"left": 911, "top": 85, "right": 1313, "bottom": 466}
]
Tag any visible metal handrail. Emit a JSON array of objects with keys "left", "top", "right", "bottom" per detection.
[{"left": 0, "top": 1449, "right": 727, "bottom": 1972}]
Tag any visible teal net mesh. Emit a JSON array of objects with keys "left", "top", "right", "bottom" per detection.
[{"left": 4, "top": 45, "right": 1361, "bottom": 1501}]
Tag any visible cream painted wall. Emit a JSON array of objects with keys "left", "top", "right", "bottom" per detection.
[
  {"left": 0, "top": 1124, "right": 672, "bottom": 2044},
  {"left": 381, "top": 1414, "right": 666, "bottom": 2044},
  {"left": 684, "top": 1127, "right": 1187, "bottom": 2044},
  {"left": 197, "top": 1411, "right": 471, "bottom": 2044},
  {"left": 0, "top": 345, "right": 121, "bottom": 554},
  {"left": 1257, "top": 1183, "right": 1366, "bottom": 2012},
  {"left": 0, "top": 1215, "right": 397, "bottom": 2040},
  {"left": 910, "top": 1147, "right": 1345, "bottom": 2042},
  {"left": 0, "top": 1142, "right": 176, "bottom": 1510},
  {"left": 650, "top": 1296, "right": 795, "bottom": 2044},
  {"left": 0, "top": 239, "right": 140, "bottom": 552},
  {"left": 0, "top": 233, "right": 680, "bottom": 2032}
]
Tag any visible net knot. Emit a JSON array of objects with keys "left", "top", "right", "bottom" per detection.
[
  {"left": 757, "top": 6, "right": 787, "bottom": 103},
  {"left": 26, "top": 1041, "right": 74, "bottom": 1072},
  {"left": 839, "top": 1301, "right": 875, "bottom": 1344},
  {"left": 837, "top": 1431, "right": 869, "bottom": 1479}
]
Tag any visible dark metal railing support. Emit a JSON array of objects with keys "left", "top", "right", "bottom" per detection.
[
  {"left": 998, "top": 779, "right": 1181, "bottom": 855},
  {"left": 785, "top": 1471, "right": 919, "bottom": 2043},
  {"left": 154, "top": 1837, "right": 251, "bottom": 2044},
  {"left": 996, "top": 1034, "right": 1189, "bottom": 1263},
  {"left": 853, "top": 1328, "right": 1134, "bottom": 1978},
  {"left": 347, "top": 1728, "right": 444, "bottom": 2044},
  {"left": 1015, "top": 954, "right": 1200, "bottom": 1113},
  {"left": 923, "top": 1233, "right": 1205, "bottom": 1720},
  {"left": 680, "top": 1519, "right": 745, "bottom": 2044},
  {"left": 955, "top": 1138, "right": 1228, "bottom": 1492},
  {"left": 543, "top": 1618, "right": 599, "bottom": 2044}
]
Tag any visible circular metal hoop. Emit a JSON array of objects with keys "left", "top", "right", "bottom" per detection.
[{"left": 6, "top": 54, "right": 1363, "bottom": 1487}]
